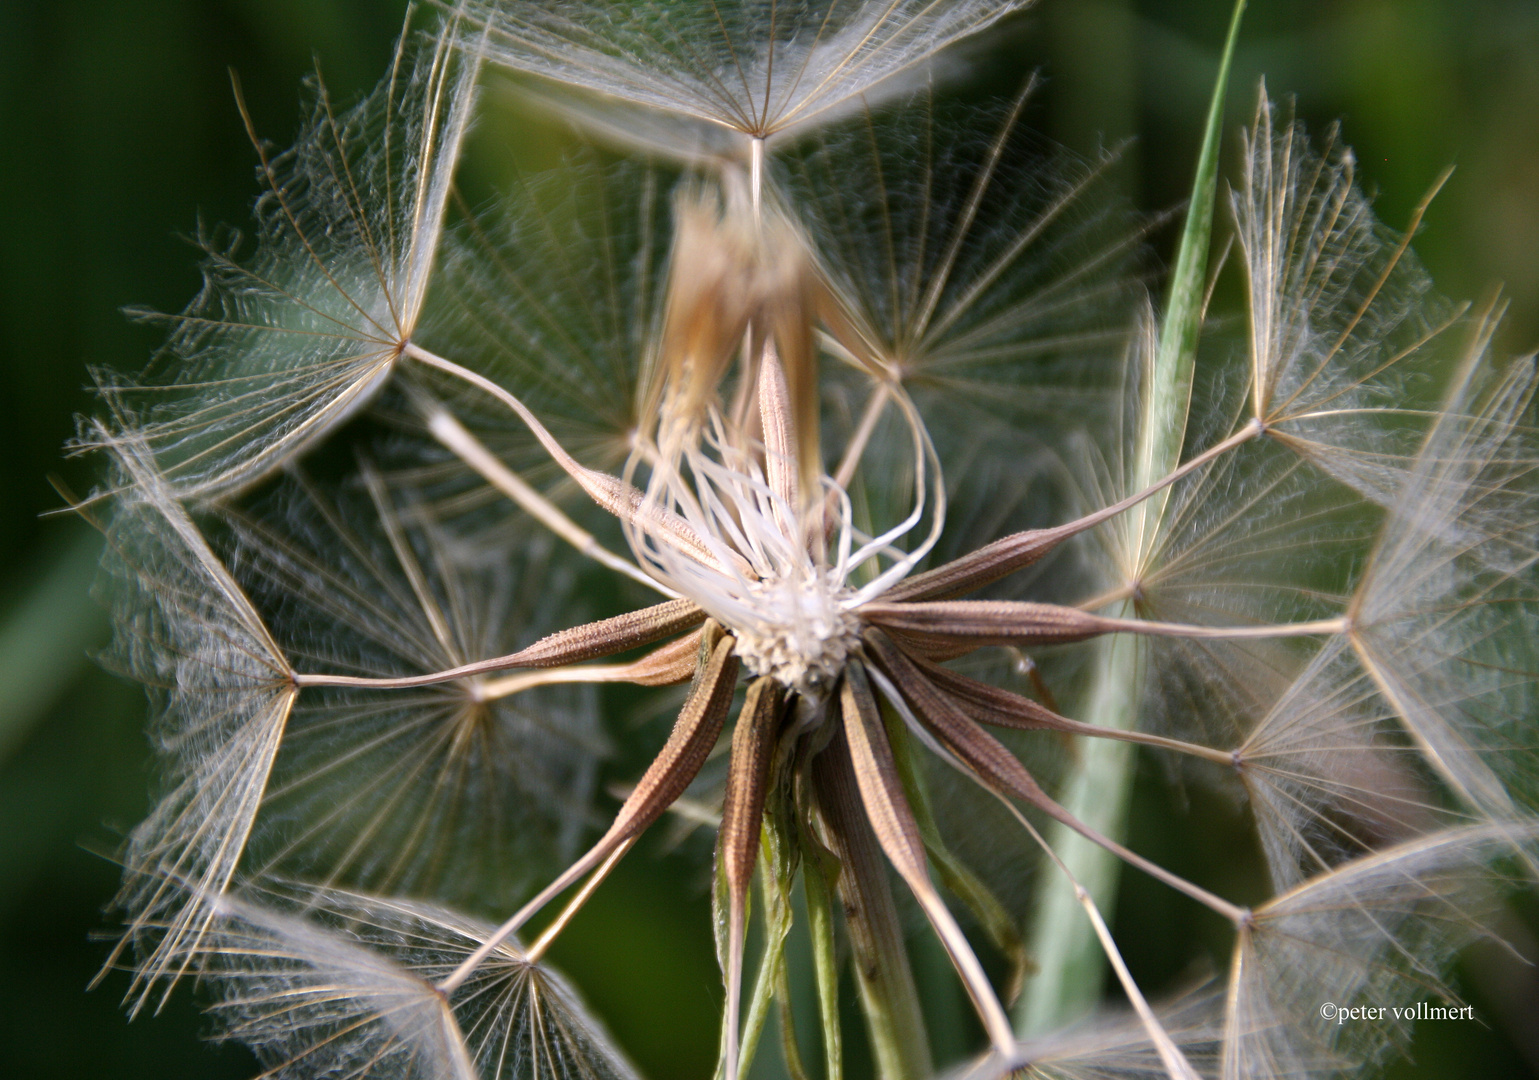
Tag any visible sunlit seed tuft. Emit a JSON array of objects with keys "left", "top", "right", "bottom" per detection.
[{"left": 79, "top": 14, "right": 477, "bottom": 502}]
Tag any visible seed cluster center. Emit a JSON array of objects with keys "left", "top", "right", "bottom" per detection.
[{"left": 731, "top": 569, "right": 861, "bottom": 696}]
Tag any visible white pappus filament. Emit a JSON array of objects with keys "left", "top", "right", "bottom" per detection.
[{"left": 624, "top": 377, "right": 942, "bottom": 697}]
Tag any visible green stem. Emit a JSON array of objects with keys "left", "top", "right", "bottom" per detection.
[
  {"left": 1016, "top": 620, "right": 1142, "bottom": 1035},
  {"left": 1017, "top": 0, "right": 1247, "bottom": 1038},
  {"left": 735, "top": 849, "right": 794, "bottom": 1078},
  {"left": 813, "top": 734, "right": 931, "bottom": 1080},
  {"left": 1141, "top": 0, "right": 1249, "bottom": 505},
  {"left": 801, "top": 843, "right": 844, "bottom": 1080}
]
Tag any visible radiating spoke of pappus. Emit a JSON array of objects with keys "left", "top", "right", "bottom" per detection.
[
  {"left": 186, "top": 883, "right": 639, "bottom": 1080},
  {"left": 941, "top": 988, "right": 1221, "bottom": 1080},
  {"left": 453, "top": 0, "right": 1036, "bottom": 164},
  {"left": 1343, "top": 337, "right": 1539, "bottom": 827},
  {"left": 1063, "top": 310, "right": 1374, "bottom": 768},
  {"left": 768, "top": 81, "right": 1146, "bottom": 608},
  {"left": 79, "top": 8, "right": 478, "bottom": 502},
  {"left": 1185, "top": 309, "right": 1539, "bottom": 876},
  {"left": 1227, "top": 639, "right": 1447, "bottom": 892},
  {"left": 221, "top": 462, "right": 610, "bottom": 908},
  {"left": 782, "top": 81, "right": 1142, "bottom": 437},
  {"left": 1078, "top": 308, "right": 1366, "bottom": 626},
  {"left": 90, "top": 428, "right": 617, "bottom": 1011}
]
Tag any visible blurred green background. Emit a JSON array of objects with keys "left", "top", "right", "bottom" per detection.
[{"left": 0, "top": 1, "right": 1535, "bottom": 1077}]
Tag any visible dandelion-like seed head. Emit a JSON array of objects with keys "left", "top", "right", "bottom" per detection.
[{"left": 75, "top": 4, "right": 1539, "bottom": 1079}]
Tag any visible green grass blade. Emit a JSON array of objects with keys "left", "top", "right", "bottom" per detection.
[
  {"left": 1142, "top": 0, "right": 1249, "bottom": 496},
  {"left": 1017, "top": 0, "right": 1247, "bottom": 1038}
]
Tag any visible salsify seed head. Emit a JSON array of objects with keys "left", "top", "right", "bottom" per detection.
[{"left": 72, "top": 4, "right": 1539, "bottom": 1080}]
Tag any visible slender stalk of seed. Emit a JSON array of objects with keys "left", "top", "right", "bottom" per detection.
[
  {"left": 422, "top": 404, "right": 669, "bottom": 594},
  {"left": 751, "top": 137, "right": 765, "bottom": 216},
  {"left": 404, "top": 342, "right": 746, "bottom": 575},
  {"left": 840, "top": 662, "right": 1018, "bottom": 1058},
  {"left": 1020, "top": 0, "right": 1247, "bottom": 1035},
  {"left": 879, "top": 660, "right": 1212, "bottom": 1079},
  {"left": 865, "top": 631, "right": 1247, "bottom": 924},
  {"left": 884, "top": 422, "right": 1260, "bottom": 603},
  {"left": 525, "top": 835, "right": 638, "bottom": 963},
  {"left": 1003, "top": 796, "right": 1204, "bottom": 1080},
  {"left": 859, "top": 598, "right": 1342, "bottom": 648},
  {"left": 474, "top": 630, "right": 701, "bottom": 700},
  {"left": 812, "top": 724, "right": 931, "bottom": 1080},
  {"left": 1016, "top": 627, "right": 1140, "bottom": 1038},
  {"left": 913, "top": 655, "right": 1235, "bottom": 765},
  {"left": 438, "top": 627, "right": 738, "bottom": 993},
  {"left": 879, "top": 692, "right": 1031, "bottom": 1005},
  {"left": 1077, "top": 881, "right": 1202, "bottom": 1080},
  {"left": 292, "top": 599, "right": 705, "bottom": 689},
  {"left": 832, "top": 383, "right": 893, "bottom": 492},
  {"left": 1221, "top": 923, "right": 1254, "bottom": 1080}
]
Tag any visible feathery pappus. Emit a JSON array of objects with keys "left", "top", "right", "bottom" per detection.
[{"left": 71, "top": 3, "right": 1538, "bottom": 1079}]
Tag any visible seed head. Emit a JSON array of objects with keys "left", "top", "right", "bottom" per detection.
[{"left": 73, "top": 6, "right": 1539, "bottom": 1080}]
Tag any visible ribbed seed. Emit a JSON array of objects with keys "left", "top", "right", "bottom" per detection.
[
  {"left": 839, "top": 662, "right": 1018, "bottom": 1057},
  {"left": 866, "top": 628, "right": 1062, "bottom": 800},
  {"left": 718, "top": 676, "right": 785, "bottom": 1080},
  {"left": 859, "top": 599, "right": 1106, "bottom": 651},
  {"left": 438, "top": 627, "right": 738, "bottom": 993},
  {"left": 506, "top": 598, "right": 706, "bottom": 667},
  {"left": 881, "top": 523, "right": 1078, "bottom": 602},
  {"left": 866, "top": 630, "right": 1247, "bottom": 923}
]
